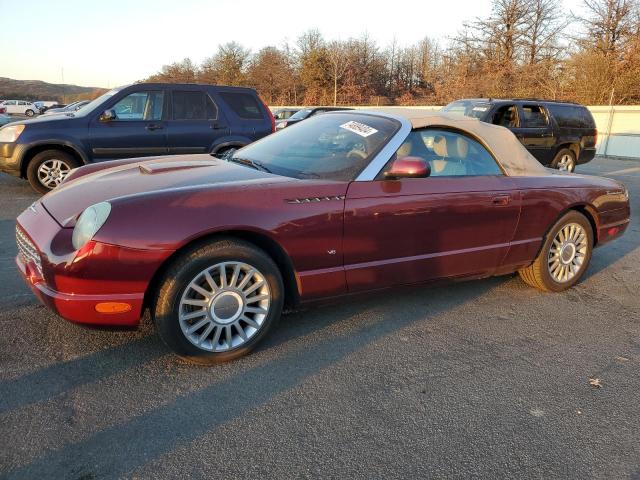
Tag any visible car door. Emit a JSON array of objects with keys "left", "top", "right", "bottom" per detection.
[
  {"left": 512, "top": 104, "right": 555, "bottom": 164},
  {"left": 165, "top": 89, "right": 228, "bottom": 154},
  {"left": 343, "top": 128, "right": 521, "bottom": 292},
  {"left": 88, "top": 89, "right": 167, "bottom": 161}
]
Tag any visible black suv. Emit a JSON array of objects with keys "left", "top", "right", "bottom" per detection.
[
  {"left": 442, "top": 99, "right": 597, "bottom": 172},
  {"left": 0, "top": 83, "right": 275, "bottom": 193}
]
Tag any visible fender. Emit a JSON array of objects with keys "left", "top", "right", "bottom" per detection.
[{"left": 17, "top": 137, "right": 90, "bottom": 174}]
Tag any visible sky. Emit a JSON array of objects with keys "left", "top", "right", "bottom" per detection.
[{"left": 0, "top": 0, "right": 586, "bottom": 88}]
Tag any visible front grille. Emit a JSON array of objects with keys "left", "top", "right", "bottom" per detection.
[{"left": 16, "top": 227, "right": 42, "bottom": 277}]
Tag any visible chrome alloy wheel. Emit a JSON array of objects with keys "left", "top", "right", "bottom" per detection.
[
  {"left": 178, "top": 261, "right": 271, "bottom": 352},
  {"left": 557, "top": 154, "right": 575, "bottom": 172},
  {"left": 37, "top": 159, "right": 71, "bottom": 189},
  {"left": 547, "top": 222, "right": 588, "bottom": 283}
]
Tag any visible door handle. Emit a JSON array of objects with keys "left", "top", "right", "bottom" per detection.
[
  {"left": 492, "top": 195, "right": 511, "bottom": 206},
  {"left": 210, "top": 123, "right": 226, "bottom": 130},
  {"left": 146, "top": 124, "right": 163, "bottom": 131}
]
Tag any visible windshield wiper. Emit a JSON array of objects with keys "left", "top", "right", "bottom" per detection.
[{"left": 227, "top": 157, "right": 272, "bottom": 174}]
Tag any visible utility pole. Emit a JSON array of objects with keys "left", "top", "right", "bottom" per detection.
[{"left": 61, "top": 67, "right": 65, "bottom": 104}]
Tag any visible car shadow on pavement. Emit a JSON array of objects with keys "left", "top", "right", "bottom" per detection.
[
  {"left": 2, "top": 277, "right": 504, "bottom": 479},
  {"left": 0, "top": 331, "right": 167, "bottom": 415}
]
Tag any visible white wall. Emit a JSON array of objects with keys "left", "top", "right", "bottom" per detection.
[{"left": 273, "top": 105, "right": 640, "bottom": 159}]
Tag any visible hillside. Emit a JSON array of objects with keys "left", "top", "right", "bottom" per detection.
[{"left": 0, "top": 77, "right": 106, "bottom": 102}]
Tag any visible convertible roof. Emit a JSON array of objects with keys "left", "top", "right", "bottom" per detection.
[{"left": 360, "top": 108, "right": 550, "bottom": 176}]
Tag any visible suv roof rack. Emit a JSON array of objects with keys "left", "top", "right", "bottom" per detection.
[{"left": 508, "top": 98, "right": 579, "bottom": 105}]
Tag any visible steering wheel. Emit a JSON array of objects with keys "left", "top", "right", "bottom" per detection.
[{"left": 347, "top": 149, "right": 368, "bottom": 160}]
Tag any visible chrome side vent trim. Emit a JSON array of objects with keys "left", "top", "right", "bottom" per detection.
[{"left": 286, "top": 196, "right": 345, "bottom": 204}]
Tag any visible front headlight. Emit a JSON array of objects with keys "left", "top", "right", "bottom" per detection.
[
  {"left": 72, "top": 202, "right": 111, "bottom": 250},
  {"left": 0, "top": 124, "right": 25, "bottom": 142}
]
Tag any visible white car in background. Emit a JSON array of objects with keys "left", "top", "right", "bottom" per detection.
[{"left": 0, "top": 100, "right": 40, "bottom": 117}]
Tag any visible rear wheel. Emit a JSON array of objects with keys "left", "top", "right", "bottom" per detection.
[
  {"left": 153, "top": 238, "right": 284, "bottom": 364},
  {"left": 26, "top": 149, "right": 80, "bottom": 194},
  {"left": 25, "top": 109, "right": 35, "bottom": 117},
  {"left": 519, "top": 211, "right": 593, "bottom": 292},
  {"left": 551, "top": 148, "right": 576, "bottom": 172}
]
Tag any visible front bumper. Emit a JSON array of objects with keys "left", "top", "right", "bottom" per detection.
[
  {"left": 16, "top": 253, "right": 144, "bottom": 327},
  {"left": 16, "top": 202, "right": 173, "bottom": 327},
  {"left": 0, "top": 141, "right": 23, "bottom": 176}
]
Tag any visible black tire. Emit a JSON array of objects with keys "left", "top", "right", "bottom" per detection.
[
  {"left": 25, "top": 109, "right": 35, "bottom": 117},
  {"left": 519, "top": 211, "right": 593, "bottom": 292},
  {"left": 26, "top": 149, "right": 81, "bottom": 194},
  {"left": 153, "top": 238, "right": 284, "bottom": 364},
  {"left": 551, "top": 148, "right": 576, "bottom": 172}
]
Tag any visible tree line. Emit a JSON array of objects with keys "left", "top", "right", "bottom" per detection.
[{"left": 146, "top": 0, "right": 640, "bottom": 106}]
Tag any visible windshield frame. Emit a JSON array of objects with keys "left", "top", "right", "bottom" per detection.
[{"left": 72, "top": 87, "right": 123, "bottom": 117}]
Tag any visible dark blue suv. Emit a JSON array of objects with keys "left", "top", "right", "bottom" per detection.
[{"left": 0, "top": 83, "right": 275, "bottom": 193}]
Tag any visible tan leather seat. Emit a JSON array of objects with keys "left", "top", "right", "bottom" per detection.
[{"left": 431, "top": 135, "right": 468, "bottom": 176}]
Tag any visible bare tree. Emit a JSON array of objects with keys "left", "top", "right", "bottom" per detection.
[
  {"left": 576, "top": 0, "right": 638, "bottom": 55},
  {"left": 326, "top": 41, "right": 350, "bottom": 105},
  {"left": 523, "top": 0, "right": 567, "bottom": 63}
]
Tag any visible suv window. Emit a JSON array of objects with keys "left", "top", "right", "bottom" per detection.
[
  {"left": 172, "top": 91, "right": 217, "bottom": 120},
  {"left": 521, "top": 104, "right": 548, "bottom": 128},
  {"left": 546, "top": 104, "right": 593, "bottom": 128},
  {"left": 112, "top": 91, "right": 164, "bottom": 121},
  {"left": 388, "top": 128, "right": 503, "bottom": 177},
  {"left": 219, "top": 92, "right": 263, "bottom": 119},
  {"left": 492, "top": 105, "right": 519, "bottom": 128}
]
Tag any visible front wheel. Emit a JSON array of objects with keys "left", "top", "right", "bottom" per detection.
[
  {"left": 153, "top": 238, "right": 284, "bottom": 364},
  {"left": 26, "top": 149, "right": 81, "bottom": 194},
  {"left": 519, "top": 211, "right": 593, "bottom": 292}
]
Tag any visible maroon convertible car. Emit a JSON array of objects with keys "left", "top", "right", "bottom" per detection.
[{"left": 16, "top": 109, "right": 630, "bottom": 363}]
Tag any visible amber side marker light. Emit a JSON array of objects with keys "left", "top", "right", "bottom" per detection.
[
  {"left": 95, "top": 302, "right": 132, "bottom": 314},
  {"left": 607, "top": 227, "right": 620, "bottom": 237}
]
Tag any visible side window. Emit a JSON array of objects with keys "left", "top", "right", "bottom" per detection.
[
  {"left": 388, "top": 129, "right": 503, "bottom": 177},
  {"left": 521, "top": 105, "right": 548, "bottom": 128},
  {"left": 172, "top": 90, "right": 218, "bottom": 120},
  {"left": 218, "top": 92, "right": 263, "bottom": 119},
  {"left": 112, "top": 91, "right": 164, "bottom": 121},
  {"left": 491, "top": 105, "right": 518, "bottom": 128},
  {"left": 547, "top": 105, "right": 588, "bottom": 128}
]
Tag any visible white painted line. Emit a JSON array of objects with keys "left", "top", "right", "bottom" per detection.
[{"left": 603, "top": 167, "right": 640, "bottom": 176}]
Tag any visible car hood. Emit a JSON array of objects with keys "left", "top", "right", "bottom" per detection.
[{"left": 42, "top": 155, "right": 291, "bottom": 226}]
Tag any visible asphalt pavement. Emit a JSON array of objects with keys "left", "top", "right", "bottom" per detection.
[{"left": 0, "top": 157, "right": 638, "bottom": 479}]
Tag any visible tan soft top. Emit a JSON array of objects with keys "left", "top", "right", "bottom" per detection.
[{"left": 362, "top": 108, "right": 549, "bottom": 176}]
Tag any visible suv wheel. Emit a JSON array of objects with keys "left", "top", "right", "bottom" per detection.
[
  {"left": 552, "top": 148, "right": 576, "bottom": 172},
  {"left": 26, "top": 150, "right": 81, "bottom": 194}
]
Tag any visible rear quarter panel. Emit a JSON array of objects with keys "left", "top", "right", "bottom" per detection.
[{"left": 501, "top": 173, "right": 629, "bottom": 269}]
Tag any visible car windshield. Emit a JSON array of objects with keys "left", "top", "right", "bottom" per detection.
[
  {"left": 442, "top": 101, "right": 491, "bottom": 119},
  {"left": 288, "top": 108, "right": 312, "bottom": 120},
  {"left": 230, "top": 113, "right": 399, "bottom": 181},
  {"left": 72, "top": 88, "right": 122, "bottom": 117}
]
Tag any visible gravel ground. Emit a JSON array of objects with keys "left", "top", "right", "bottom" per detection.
[{"left": 0, "top": 156, "right": 638, "bottom": 480}]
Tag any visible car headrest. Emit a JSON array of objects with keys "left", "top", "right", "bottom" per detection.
[
  {"left": 432, "top": 135, "right": 469, "bottom": 159},
  {"left": 397, "top": 141, "right": 412, "bottom": 158}
]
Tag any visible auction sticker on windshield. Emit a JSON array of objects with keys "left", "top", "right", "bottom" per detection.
[{"left": 340, "top": 121, "right": 378, "bottom": 137}]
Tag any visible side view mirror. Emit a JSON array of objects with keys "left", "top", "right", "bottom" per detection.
[
  {"left": 384, "top": 156, "right": 430, "bottom": 180},
  {"left": 99, "top": 109, "right": 116, "bottom": 122}
]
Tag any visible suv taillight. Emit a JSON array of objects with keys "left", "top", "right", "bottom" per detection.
[
  {"left": 0, "top": 107, "right": 5, "bottom": 114},
  {"left": 594, "top": 128, "right": 598, "bottom": 145},
  {"left": 259, "top": 97, "right": 276, "bottom": 133}
]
